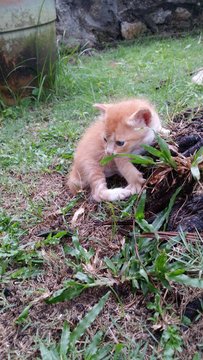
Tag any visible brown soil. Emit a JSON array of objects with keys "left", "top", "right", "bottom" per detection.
[{"left": 0, "top": 108, "right": 203, "bottom": 359}]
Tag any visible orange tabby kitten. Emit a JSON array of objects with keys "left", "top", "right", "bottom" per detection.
[{"left": 68, "top": 98, "right": 167, "bottom": 201}]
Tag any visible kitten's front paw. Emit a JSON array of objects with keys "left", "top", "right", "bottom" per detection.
[
  {"left": 109, "top": 188, "right": 132, "bottom": 201},
  {"left": 94, "top": 187, "right": 132, "bottom": 202},
  {"left": 126, "top": 177, "right": 145, "bottom": 194}
]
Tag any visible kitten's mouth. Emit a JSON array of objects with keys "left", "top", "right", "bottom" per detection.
[{"left": 106, "top": 151, "right": 115, "bottom": 156}]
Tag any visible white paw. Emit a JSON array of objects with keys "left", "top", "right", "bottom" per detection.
[
  {"left": 94, "top": 187, "right": 132, "bottom": 202},
  {"left": 159, "top": 127, "right": 170, "bottom": 137},
  {"left": 109, "top": 188, "right": 132, "bottom": 201},
  {"left": 126, "top": 175, "right": 145, "bottom": 194},
  {"left": 126, "top": 183, "right": 142, "bottom": 194}
]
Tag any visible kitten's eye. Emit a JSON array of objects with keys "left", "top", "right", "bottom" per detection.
[
  {"left": 104, "top": 137, "right": 107, "bottom": 142},
  {"left": 116, "top": 140, "right": 125, "bottom": 147}
]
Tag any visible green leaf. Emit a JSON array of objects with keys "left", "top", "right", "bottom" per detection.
[
  {"left": 71, "top": 233, "right": 94, "bottom": 262},
  {"left": 61, "top": 152, "right": 73, "bottom": 159},
  {"left": 114, "top": 343, "right": 125, "bottom": 355},
  {"left": 40, "top": 342, "right": 60, "bottom": 360},
  {"left": 161, "top": 325, "right": 182, "bottom": 357},
  {"left": 15, "top": 304, "right": 31, "bottom": 324},
  {"left": 156, "top": 134, "right": 177, "bottom": 168},
  {"left": 74, "top": 272, "right": 94, "bottom": 283},
  {"left": 136, "top": 218, "right": 156, "bottom": 233},
  {"left": 87, "top": 344, "right": 112, "bottom": 360},
  {"left": 192, "top": 352, "right": 202, "bottom": 360},
  {"left": 155, "top": 252, "right": 167, "bottom": 275},
  {"left": 167, "top": 268, "right": 185, "bottom": 277},
  {"left": 135, "top": 191, "right": 146, "bottom": 220},
  {"left": 152, "top": 209, "right": 168, "bottom": 231},
  {"left": 127, "top": 154, "right": 155, "bottom": 165},
  {"left": 191, "top": 165, "right": 200, "bottom": 181},
  {"left": 192, "top": 146, "right": 203, "bottom": 164},
  {"left": 62, "top": 197, "right": 80, "bottom": 215},
  {"left": 166, "top": 274, "right": 203, "bottom": 288},
  {"left": 191, "top": 147, "right": 203, "bottom": 181},
  {"left": 70, "top": 291, "right": 110, "bottom": 346},
  {"left": 84, "top": 330, "right": 103, "bottom": 358},
  {"left": 121, "top": 194, "right": 137, "bottom": 218},
  {"left": 46, "top": 281, "right": 86, "bottom": 304},
  {"left": 100, "top": 154, "right": 116, "bottom": 166},
  {"left": 162, "top": 186, "right": 182, "bottom": 230},
  {"left": 104, "top": 257, "right": 117, "bottom": 274},
  {"left": 43, "top": 231, "right": 68, "bottom": 246},
  {"left": 151, "top": 185, "right": 181, "bottom": 230},
  {"left": 135, "top": 191, "right": 158, "bottom": 234},
  {"left": 59, "top": 321, "right": 70, "bottom": 358},
  {"left": 139, "top": 268, "right": 149, "bottom": 282},
  {"left": 9, "top": 267, "right": 41, "bottom": 279},
  {"left": 156, "top": 134, "right": 171, "bottom": 158},
  {"left": 0, "top": 250, "right": 22, "bottom": 258},
  {"left": 100, "top": 153, "right": 155, "bottom": 166},
  {"left": 182, "top": 315, "right": 192, "bottom": 326},
  {"left": 142, "top": 144, "right": 162, "bottom": 157}
]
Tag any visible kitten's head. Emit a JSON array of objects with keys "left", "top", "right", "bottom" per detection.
[{"left": 94, "top": 99, "right": 161, "bottom": 155}]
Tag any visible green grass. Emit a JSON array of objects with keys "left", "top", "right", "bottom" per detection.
[
  {"left": 0, "top": 34, "right": 203, "bottom": 359},
  {"left": 1, "top": 35, "right": 203, "bottom": 177}
]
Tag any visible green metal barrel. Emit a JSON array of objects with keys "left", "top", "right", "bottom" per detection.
[{"left": 0, "top": 0, "right": 56, "bottom": 104}]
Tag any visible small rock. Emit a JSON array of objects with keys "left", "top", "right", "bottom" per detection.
[
  {"left": 175, "top": 7, "right": 192, "bottom": 21},
  {"left": 121, "top": 21, "right": 147, "bottom": 40},
  {"left": 192, "top": 69, "right": 203, "bottom": 85},
  {"left": 150, "top": 8, "right": 171, "bottom": 24}
]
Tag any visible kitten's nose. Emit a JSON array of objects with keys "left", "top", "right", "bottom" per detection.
[
  {"left": 106, "top": 143, "right": 115, "bottom": 155},
  {"left": 106, "top": 148, "right": 114, "bottom": 155}
]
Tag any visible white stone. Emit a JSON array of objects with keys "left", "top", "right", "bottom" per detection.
[{"left": 192, "top": 69, "right": 203, "bottom": 85}]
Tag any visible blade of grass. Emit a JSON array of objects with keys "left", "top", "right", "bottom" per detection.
[
  {"left": 166, "top": 273, "right": 203, "bottom": 288},
  {"left": 100, "top": 153, "right": 155, "bottom": 166},
  {"left": 46, "top": 280, "right": 86, "bottom": 304},
  {"left": 156, "top": 134, "right": 177, "bottom": 169},
  {"left": 191, "top": 146, "right": 203, "bottom": 180},
  {"left": 60, "top": 321, "right": 70, "bottom": 358},
  {"left": 40, "top": 342, "right": 59, "bottom": 360},
  {"left": 70, "top": 291, "right": 110, "bottom": 346}
]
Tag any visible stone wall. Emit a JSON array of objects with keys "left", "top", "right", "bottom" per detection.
[{"left": 56, "top": 0, "right": 203, "bottom": 48}]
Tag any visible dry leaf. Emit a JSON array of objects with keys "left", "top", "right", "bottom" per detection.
[{"left": 71, "top": 206, "right": 85, "bottom": 227}]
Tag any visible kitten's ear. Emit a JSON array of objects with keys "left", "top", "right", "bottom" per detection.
[
  {"left": 127, "top": 108, "right": 152, "bottom": 127},
  {"left": 93, "top": 103, "right": 108, "bottom": 113}
]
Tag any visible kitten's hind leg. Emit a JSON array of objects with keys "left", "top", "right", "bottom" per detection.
[{"left": 67, "top": 167, "right": 87, "bottom": 194}]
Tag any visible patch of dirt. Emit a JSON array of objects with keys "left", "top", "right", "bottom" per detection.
[
  {"left": 1, "top": 172, "right": 63, "bottom": 210},
  {"left": 0, "top": 172, "right": 70, "bottom": 231},
  {"left": 1, "top": 108, "right": 203, "bottom": 359}
]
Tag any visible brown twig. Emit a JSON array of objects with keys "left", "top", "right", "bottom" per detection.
[{"left": 93, "top": 218, "right": 202, "bottom": 241}]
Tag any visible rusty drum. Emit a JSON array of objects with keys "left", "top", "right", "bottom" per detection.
[{"left": 0, "top": 0, "right": 56, "bottom": 104}]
